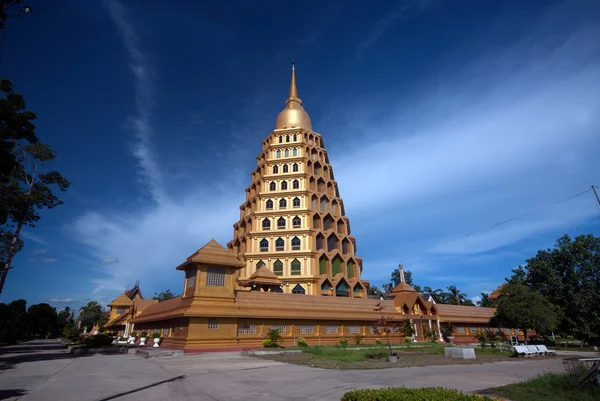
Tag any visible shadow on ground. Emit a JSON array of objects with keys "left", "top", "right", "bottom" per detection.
[
  {"left": 0, "top": 351, "right": 91, "bottom": 370},
  {"left": 0, "top": 389, "right": 27, "bottom": 400},
  {"left": 0, "top": 343, "right": 67, "bottom": 354}
]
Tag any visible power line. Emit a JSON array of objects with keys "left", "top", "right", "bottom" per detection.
[{"left": 413, "top": 187, "right": 595, "bottom": 255}]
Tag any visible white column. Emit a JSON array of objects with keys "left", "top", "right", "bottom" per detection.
[{"left": 437, "top": 319, "right": 443, "bottom": 341}]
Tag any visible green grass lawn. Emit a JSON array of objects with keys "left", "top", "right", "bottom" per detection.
[{"left": 487, "top": 372, "right": 600, "bottom": 401}]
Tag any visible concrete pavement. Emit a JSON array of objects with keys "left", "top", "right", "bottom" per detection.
[{"left": 0, "top": 340, "right": 579, "bottom": 401}]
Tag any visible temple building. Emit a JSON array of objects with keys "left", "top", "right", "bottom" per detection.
[
  {"left": 104, "top": 282, "right": 158, "bottom": 337},
  {"left": 103, "top": 64, "right": 520, "bottom": 351}
]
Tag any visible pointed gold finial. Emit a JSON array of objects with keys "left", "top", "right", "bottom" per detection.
[
  {"left": 288, "top": 60, "right": 299, "bottom": 101},
  {"left": 399, "top": 264, "right": 405, "bottom": 283}
]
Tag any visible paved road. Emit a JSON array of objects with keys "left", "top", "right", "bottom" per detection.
[{"left": 0, "top": 340, "right": 584, "bottom": 401}]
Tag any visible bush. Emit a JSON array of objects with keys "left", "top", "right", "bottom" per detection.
[
  {"left": 130, "top": 331, "right": 137, "bottom": 337},
  {"left": 265, "top": 328, "right": 282, "bottom": 347},
  {"left": 375, "top": 339, "right": 382, "bottom": 345},
  {"left": 297, "top": 337, "right": 308, "bottom": 347},
  {"left": 340, "top": 387, "right": 501, "bottom": 401},
  {"left": 364, "top": 349, "right": 388, "bottom": 360},
  {"left": 475, "top": 332, "right": 487, "bottom": 347},
  {"left": 404, "top": 336, "right": 411, "bottom": 343},
  {"left": 262, "top": 339, "right": 275, "bottom": 348},
  {"left": 354, "top": 334, "right": 364, "bottom": 345},
  {"left": 152, "top": 332, "right": 161, "bottom": 339},
  {"left": 140, "top": 331, "right": 148, "bottom": 337},
  {"left": 339, "top": 337, "right": 348, "bottom": 347},
  {"left": 85, "top": 334, "right": 114, "bottom": 348}
]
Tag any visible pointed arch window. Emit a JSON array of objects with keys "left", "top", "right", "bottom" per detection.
[
  {"left": 278, "top": 136, "right": 283, "bottom": 143},
  {"left": 256, "top": 260, "right": 265, "bottom": 269},
  {"left": 286, "top": 135, "right": 290, "bottom": 142},
  {"left": 269, "top": 182, "right": 276, "bottom": 191},
  {"left": 277, "top": 217, "right": 286, "bottom": 229},
  {"left": 293, "top": 197, "right": 301, "bottom": 207},
  {"left": 292, "top": 163, "right": 299, "bottom": 172},
  {"left": 273, "top": 165, "right": 279, "bottom": 174},
  {"left": 284, "top": 149, "right": 290, "bottom": 157},
  {"left": 292, "top": 148, "right": 298, "bottom": 156},
  {"left": 259, "top": 239, "right": 269, "bottom": 252},
  {"left": 292, "top": 179, "right": 299, "bottom": 189},
  {"left": 292, "top": 216, "right": 301, "bottom": 228},
  {"left": 292, "top": 283, "right": 304, "bottom": 293},
  {"left": 262, "top": 218, "right": 271, "bottom": 230},
  {"left": 283, "top": 164, "right": 289, "bottom": 173},
  {"left": 291, "top": 236, "right": 301, "bottom": 251},
  {"left": 279, "top": 198, "right": 287, "bottom": 209},
  {"left": 276, "top": 150, "right": 281, "bottom": 158},
  {"left": 291, "top": 259, "right": 301, "bottom": 275},
  {"left": 273, "top": 259, "right": 283, "bottom": 276},
  {"left": 266, "top": 199, "right": 273, "bottom": 210},
  {"left": 275, "top": 238, "right": 285, "bottom": 252},
  {"left": 281, "top": 181, "right": 288, "bottom": 190},
  {"left": 293, "top": 134, "right": 297, "bottom": 141}
]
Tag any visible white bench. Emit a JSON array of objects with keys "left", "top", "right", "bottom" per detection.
[
  {"left": 535, "top": 345, "right": 556, "bottom": 356},
  {"left": 526, "top": 345, "right": 543, "bottom": 356},
  {"left": 513, "top": 345, "right": 534, "bottom": 357},
  {"left": 445, "top": 347, "right": 476, "bottom": 360}
]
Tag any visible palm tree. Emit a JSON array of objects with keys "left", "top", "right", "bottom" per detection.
[
  {"left": 423, "top": 286, "right": 446, "bottom": 303},
  {"left": 477, "top": 292, "right": 496, "bottom": 307},
  {"left": 446, "top": 285, "right": 469, "bottom": 305}
]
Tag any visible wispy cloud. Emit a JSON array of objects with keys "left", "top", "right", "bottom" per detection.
[
  {"left": 100, "top": 258, "right": 119, "bottom": 264},
  {"left": 43, "top": 258, "right": 57, "bottom": 263},
  {"left": 47, "top": 297, "right": 73, "bottom": 303},
  {"left": 106, "top": 0, "right": 169, "bottom": 205},
  {"left": 20, "top": 230, "right": 48, "bottom": 246},
  {"left": 358, "top": 0, "right": 431, "bottom": 51},
  {"left": 33, "top": 249, "right": 48, "bottom": 254}
]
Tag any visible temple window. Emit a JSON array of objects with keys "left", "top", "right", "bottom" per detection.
[
  {"left": 270, "top": 324, "right": 286, "bottom": 334},
  {"left": 292, "top": 148, "right": 298, "bottom": 156},
  {"left": 279, "top": 198, "right": 287, "bottom": 209},
  {"left": 291, "top": 259, "right": 301, "bottom": 274},
  {"left": 256, "top": 260, "right": 265, "bottom": 269},
  {"left": 275, "top": 238, "right": 285, "bottom": 251},
  {"left": 186, "top": 269, "right": 196, "bottom": 288},
  {"left": 283, "top": 164, "right": 289, "bottom": 173},
  {"left": 325, "top": 326, "right": 338, "bottom": 334},
  {"left": 273, "top": 165, "right": 279, "bottom": 174},
  {"left": 284, "top": 149, "right": 290, "bottom": 157},
  {"left": 262, "top": 218, "right": 271, "bottom": 230},
  {"left": 469, "top": 327, "right": 479, "bottom": 333},
  {"left": 269, "top": 182, "right": 276, "bottom": 191},
  {"left": 292, "top": 163, "right": 299, "bottom": 172},
  {"left": 298, "top": 325, "right": 313, "bottom": 334},
  {"left": 273, "top": 259, "right": 283, "bottom": 275},
  {"left": 281, "top": 181, "right": 288, "bottom": 190},
  {"left": 292, "top": 283, "right": 305, "bottom": 293},
  {"left": 266, "top": 200, "right": 273, "bottom": 210},
  {"left": 162, "top": 328, "right": 169, "bottom": 336},
  {"left": 456, "top": 325, "right": 466, "bottom": 334},
  {"left": 348, "top": 326, "right": 361, "bottom": 334},
  {"left": 291, "top": 237, "right": 301, "bottom": 251},
  {"left": 276, "top": 150, "right": 281, "bottom": 158},
  {"left": 292, "top": 179, "right": 299, "bottom": 189},
  {"left": 116, "top": 306, "right": 126, "bottom": 315},
  {"left": 260, "top": 239, "right": 269, "bottom": 252},
  {"left": 208, "top": 318, "right": 218, "bottom": 329},
  {"left": 286, "top": 135, "right": 290, "bottom": 142},
  {"left": 278, "top": 136, "right": 283, "bottom": 143},
  {"left": 238, "top": 324, "right": 256, "bottom": 334},
  {"left": 293, "top": 134, "right": 297, "bottom": 141},
  {"left": 206, "top": 267, "right": 226, "bottom": 287},
  {"left": 293, "top": 197, "right": 300, "bottom": 207},
  {"left": 292, "top": 216, "right": 301, "bottom": 228},
  {"left": 277, "top": 217, "right": 286, "bottom": 229}
]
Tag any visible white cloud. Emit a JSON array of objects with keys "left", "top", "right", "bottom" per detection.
[
  {"left": 20, "top": 230, "right": 48, "bottom": 246},
  {"left": 43, "top": 258, "right": 57, "bottom": 263},
  {"left": 100, "top": 258, "right": 119, "bottom": 264},
  {"left": 47, "top": 297, "right": 73, "bottom": 303},
  {"left": 33, "top": 249, "right": 48, "bottom": 254}
]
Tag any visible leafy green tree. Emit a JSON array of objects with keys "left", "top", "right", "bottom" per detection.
[
  {"left": 423, "top": 286, "right": 445, "bottom": 303},
  {"left": 507, "top": 234, "right": 600, "bottom": 344},
  {"left": 57, "top": 306, "right": 75, "bottom": 333},
  {"left": 445, "top": 285, "right": 469, "bottom": 305},
  {"left": 0, "top": 298, "right": 27, "bottom": 343},
  {"left": 0, "top": 141, "right": 69, "bottom": 293},
  {"left": 477, "top": 292, "right": 496, "bottom": 307},
  {"left": 152, "top": 289, "right": 178, "bottom": 301},
  {"left": 78, "top": 301, "right": 107, "bottom": 330},
  {"left": 367, "top": 285, "right": 382, "bottom": 297},
  {"left": 493, "top": 284, "right": 558, "bottom": 344},
  {"left": 27, "top": 303, "right": 58, "bottom": 339},
  {"left": 384, "top": 267, "right": 422, "bottom": 293}
]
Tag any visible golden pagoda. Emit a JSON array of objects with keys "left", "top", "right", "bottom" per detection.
[{"left": 227, "top": 63, "right": 366, "bottom": 297}]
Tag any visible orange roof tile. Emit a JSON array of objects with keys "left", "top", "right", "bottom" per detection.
[
  {"left": 436, "top": 304, "right": 495, "bottom": 323},
  {"left": 176, "top": 239, "right": 245, "bottom": 270},
  {"left": 130, "top": 296, "right": 184, "bottom": 322},
  {"left": 108, "top": 293, "right": 133, "bottom": 307},
  {"left": 239, "top": 266, "right": 283, "bottom": 287},
  {"left": 489, "top": 284, "right": 506, "bottom": 300}
]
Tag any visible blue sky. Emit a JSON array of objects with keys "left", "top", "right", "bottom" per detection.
[{"left": 1, "top": 0, "right": 598, "bottom": 309}]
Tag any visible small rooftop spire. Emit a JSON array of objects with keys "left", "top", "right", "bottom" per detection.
[
  {"left": 287, "top": 60, "right": 299, "bottom": 102},
  {"left": 399, "top": 264, "right": 405, "bottom": 283}
]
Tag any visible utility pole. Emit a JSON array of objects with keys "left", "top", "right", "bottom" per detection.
[{"left": 592, "top": 185, "right": 600, "bottom": 207}]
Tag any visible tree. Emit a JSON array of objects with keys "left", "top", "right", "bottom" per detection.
[
  {"left": 152, "top": 289, "right": 178, "bottom": 302},
  {"left": 27, "top": 303, "right": 58, "bottom": 339},
  {"left": 0, "top": 141, "right": 69, "bottom": 293},
  {"left": 507, "top": 234, "right": 600, "bottom": 344},
  {"left": 57, "top": 307, "right": 75, "bottom": 331},
  {"left": 423, "top": 286, "right": 445, "bottom": 303},
  {"left": 78, "top": 301, "right": 107, "bottom": 331},
  {"left": 477, "top": 292, "right": 496, "bottom": 308},
  {"left": 445, "top": 285, "right": 469, "bottom": 305},
  {"left": 0, "top": 298, "right": 27, "bottom": 343},
  {"left": 493, "top": 284, "right": 558, "bottom": 344},
  {"left": 367, "top": 285, "right": 382, "bottom": 297},
  {"left": 384, "top": 266, "right": 422, "bottom": 293}
]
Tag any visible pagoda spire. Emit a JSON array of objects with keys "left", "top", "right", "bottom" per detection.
[
  {"left": 275, "top": 61, "right": 312, "bottom": 130},
  {"left": 399, "top": 264, "right": 405, "bottom": 283},
  {"left": 287, "top": 61, "right": 299, "bottom": 102}
]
